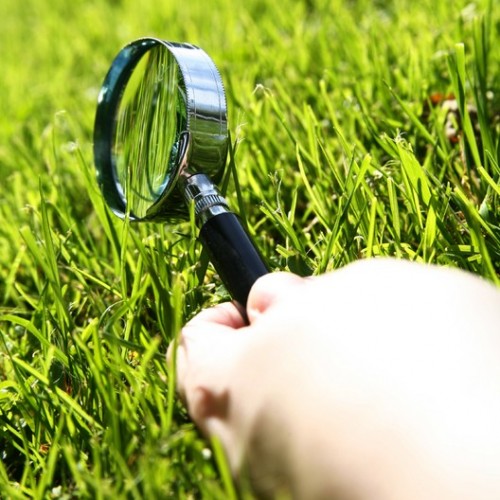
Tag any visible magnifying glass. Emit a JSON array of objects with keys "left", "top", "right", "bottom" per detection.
[{"left": 93, "top": 38, "right": 269, "bottom": 311}]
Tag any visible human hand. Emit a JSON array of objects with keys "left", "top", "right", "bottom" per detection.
[{"left": 170, "top": 258, "right": 500, "bottom": 499}]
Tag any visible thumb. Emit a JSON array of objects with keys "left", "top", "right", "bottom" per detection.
[{"left": 246, "top": 272, "right": 305, "bottom": 323}]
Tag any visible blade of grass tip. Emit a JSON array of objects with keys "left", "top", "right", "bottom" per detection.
[
  {"left": 317, "top": 155, "right": 371, "bottom": 273},
  {"left": 128, "top": 228, "right": 177, "bottom": 340},
  {"left": 345, "top": 153, "right": 373, "bottom": 233},
  {"left": 288, "top": 183, "right": 299, "bottom": 227},
  {"left": 346, "top": 153, "right": 372, "bottom": 195},
  {"left": 386, "top": 83, "right": 447, "bottom": 162},
  {"left": 296, "top": 144, "right": 329, "bottom": 227},
  {"left": 267, "top": 86, "right": 297, "bottom": 146},
  {"left": 398, "top": 140, "right": 432, "bottom": 205},
  {"left": 164, "top": 273, "right": 185, "bottom": 437},
  {"left": 454, "top": 188, "right": 499, "bottom": 284},
  {"left": 1, "top": 314, "right": 69, "bottom": 366},
  {"left": 486, "top": 149, "right": 500, "bottom": 177},
  {"left": 353, "top": 84, "right": 379, "bottom": 138},
  {"left": 72, "top": 325, "right": 116, "bottom": 426},
  {"left": 455, "top": 187, "right": 498, "bottom": 241},
  {"left": 11, "top": 356, "right": 101, "bottom": 432},
  {"left": 60, "top": 444, "right": 86, "bottom": 495},
  {"left": 448, "top": 43, "right": 482, "bottom": 170},
  {"left": 119, "top": 217, "right": 131, "bottom": 302},
  {"left": 121, "top": 252, "right": 144, "bottom": 345},
  {"left": 472, "top": 20, "right": 493, "bottom": 151},
  {"left": 227, "top": 135, "right": 248, "bottom": 228},
  {"left": 423, "top": 204, "right": 437, "bottom": 262},
  {"left": 0, "top": 337, "right": 40, "bottom": 422},
  {"left": 39, "top": 183, "right": 61, "bottom": 290},
  {"left": 472, "top": 15, "right": 489, "bottom": 101},
  {"left": 79, "top": 140, "right": 124, "bottom": 272},
  {"left": 34, "top": 413, "right": 66, "bottom": 498},
  {"left": 12, "top": 405, "right": 37, "bottom": 488},
  {"left": 220, "top": 131, "right": 235, "bottom": 196},
  {"left": 21, "top": 195, "right": 69, "bottom": 329},
  {"left": 477, "top": 164, "right": 500, "bottom": 197},
  {"left": 0, "top": 460, "right": 26, "bottom": 500},
  {"left": 210, "top": 436, "right": 237, "bottom": 500},
  {"left": 304, "top": 104, "right": 321, "bottom": 167},
  {"left": 260, "top": 200, "right": 307, "bottom": 257},
  {"left": 320, "top": 82, "right": 362, "bottom": 191},
  {"left": 3, "top": 243, "right": 25, "bottom": 303},
  {"left": 101, "top": 331, "right": 162, "bottom": 358},
  {"left": 396, "top": 139, "right": 436, "bottom": 231},
  {"left": 387, "top": 177, "right": 401, "bottom": 242},
  {"left": 365, "top": 197, "right": 378, "bottom": 258},
  {"left": 185, "top": 201, "right": 211, "bottom": 294},
  {"left": 318, "top": 139, "right": 346, "bottom": 193},
  {"left": 130, "top": 334, "right": 161, "bottom": 394}
]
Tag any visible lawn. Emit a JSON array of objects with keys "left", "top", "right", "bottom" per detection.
[{"left": 0, "top": 0, "right": 499, "bottom": 497}]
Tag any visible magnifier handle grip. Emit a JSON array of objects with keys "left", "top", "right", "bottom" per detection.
[{"left": 199, "top": 212, "right": 269, "bottom": 311}]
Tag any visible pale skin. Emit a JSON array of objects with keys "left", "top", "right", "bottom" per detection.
[{"left": 170, "top": 258, "right": 500, "bottom": 499}]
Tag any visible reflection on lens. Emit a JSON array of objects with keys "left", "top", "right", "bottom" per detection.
[{"left": 113, "top": 45, "right": 187, "bottom": 219}]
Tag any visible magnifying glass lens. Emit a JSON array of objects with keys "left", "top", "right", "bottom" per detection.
[{"left": 113, "top": 45, "right": 187, "bottom": 218}]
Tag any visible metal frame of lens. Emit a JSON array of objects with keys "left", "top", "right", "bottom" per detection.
[{"left": 93, "top": 37, "right": 228, "bottom": 221}]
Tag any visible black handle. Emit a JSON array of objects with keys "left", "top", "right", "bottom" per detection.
[{"left": 199, "top": 212, "right": 269, "bottom": 309}]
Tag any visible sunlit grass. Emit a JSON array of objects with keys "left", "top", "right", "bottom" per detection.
[{"left": 0, "top": 0, "right": 498, "bottom": 496}]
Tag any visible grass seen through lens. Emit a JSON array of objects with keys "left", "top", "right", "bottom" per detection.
[{"left": 0, "top": 0, "right": 498, "bottom": 497}]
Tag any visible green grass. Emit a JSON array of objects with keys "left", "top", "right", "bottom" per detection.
[{"left": 0, "top": 0, "right": 499, "bottom": 497}]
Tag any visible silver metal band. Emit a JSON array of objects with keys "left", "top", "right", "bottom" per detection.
[
  {"left": 163, "top": 41, "right": 228, "bottom": 181},
  {"left": 183, "top": 173, "right": 230, "bottom": 225}
]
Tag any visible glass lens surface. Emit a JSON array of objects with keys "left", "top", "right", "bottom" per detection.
[{"left": 112, "top": 45, "right": 186, "bottom": 219}]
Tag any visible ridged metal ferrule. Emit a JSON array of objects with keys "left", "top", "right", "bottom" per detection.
[
  {"left": 194, "top": 193, "right": 228, "bottom": 214},
  {"left": 184, "top": 173, "right": 230, "bottom": 225}
]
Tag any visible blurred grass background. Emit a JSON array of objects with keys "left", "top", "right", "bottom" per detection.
[{"left": 0, "top": 0, "right": 498, "bottom": 497}]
